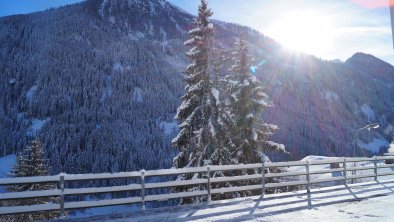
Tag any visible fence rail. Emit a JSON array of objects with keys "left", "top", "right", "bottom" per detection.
[{"left": 1, "top": 156, "right": 394, "bottom": 216}]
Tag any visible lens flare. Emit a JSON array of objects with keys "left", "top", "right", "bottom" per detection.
[
  {"left": 266, "top": 10, "right": 335, "bottom": 56},
  {"left": 351, "top": 0, "right": 392, "bottom": 8},
  {"left": 250, "top": 59, "right": 267, "bottom": 74}
]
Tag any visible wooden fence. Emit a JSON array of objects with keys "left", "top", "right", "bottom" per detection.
[{"left": 1, "top": 156, "right": 394, "bottom": 217}]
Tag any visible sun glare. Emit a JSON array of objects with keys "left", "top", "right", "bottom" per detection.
[{"left": 266, "top": 10, "right": 335, "bottom": 56}]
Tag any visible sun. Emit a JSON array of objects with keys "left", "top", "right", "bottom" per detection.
[{"left": 266, "top": 10, "right": 335, "bottom": 56}]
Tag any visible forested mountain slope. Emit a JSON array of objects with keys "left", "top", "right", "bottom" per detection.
[{"left": 0, "top": 0, "right": 392, "bottom": 174}]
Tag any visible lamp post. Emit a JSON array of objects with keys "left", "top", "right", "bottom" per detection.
[
  {"left": 352, "top": 123, "right": 379, "bottom": 183},
  {"left": 353, "top": 123, "right": 380, "bottom": 157}
]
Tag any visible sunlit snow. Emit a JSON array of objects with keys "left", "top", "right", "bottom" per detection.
[
  {"left": 159, "top": 121, "right": 178, "bottom": 135},
  {"left": 132, "top": 87, "right": 143, "bottom": 103},
  {"left": 76, "top": 180, "right": 394, "bottom": 222},
  {"left": 0, "top": 154, "right": 16, "bottom": 193},
  {"left": 26, "top": 118, "right": 51, "bottom": 136},
  {"left": 26, "top": 85, "right": 38, "bottom": 102},
  {"left": 361, "top": 104, "right": 375, "bottom": 121},
  {"left": 358, "top": 138, "right": 389, "bottom": 153}
]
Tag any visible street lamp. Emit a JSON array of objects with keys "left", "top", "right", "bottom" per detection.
[
  {"left": 353, "top": 123, "right": 380, "bottom": 156},
  {"left": 352, "top": 123, "right": 380, "bottom": 183}
]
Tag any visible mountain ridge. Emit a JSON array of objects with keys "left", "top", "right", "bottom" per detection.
[{"left": 0, "top": 0, "right": 392, "bottom": 174}]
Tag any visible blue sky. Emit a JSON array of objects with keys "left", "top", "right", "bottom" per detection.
[
  {"left": 169, "top": 0, "right": 393, "bottom": 64},
  {"left": 0, "top": 0, "right": 392, "bottom": 64},
  {"left": 0, "top": 0, "right": 82, "bottom": 16}
]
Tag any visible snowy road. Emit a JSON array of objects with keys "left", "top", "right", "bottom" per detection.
[{"left": 64, "top": 179, "right": 394, "bottom": 222}]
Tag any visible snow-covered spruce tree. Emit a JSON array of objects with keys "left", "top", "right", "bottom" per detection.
[
  {"left": 223, "top": 35, "right": 287, "bottom": 195},
  {"left": 210, "top": 47, "right": 229, "bottom": 88},
  {"left": 172, "top": 0, "right": 233, "bottom": 203},
  {"left": 388, "top": 138, "right": 394, "bottom": 153},
  {"left": 1, "top": 139, "right": 61, "bottom": 221},
  {"left": 386, "top": 138, "right": 394, "bottom": 164},
  {"left": 226, "top": 34, "right": 286, "bottom": 164}
]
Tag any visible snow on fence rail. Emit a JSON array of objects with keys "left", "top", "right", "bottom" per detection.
[{"left": 1, "top": 156, "right": 394, "bottom": 216}]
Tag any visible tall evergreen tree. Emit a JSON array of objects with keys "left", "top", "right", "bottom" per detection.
[
  {"left": 225, "top": 35, "right": 286, "bottom": 165},
  {"left": 388, "top": 138, "right": 394, "bottom": 153},
  {"left": 0, "top": 139, "right": 61, "bottom": 222},
  {"left": 387, "top": 138, "right": 394, "bottom": 164},
  {"left": 210, "top": 47, "right": 229, "bottom": 88},
  {"left": 172, "top": 0, "right": 233, "bottom": 202}
]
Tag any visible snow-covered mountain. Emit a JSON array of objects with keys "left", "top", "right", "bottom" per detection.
[
  {"left": 0, "top": 0, "right": 393, "bottom": 174},
  {"left": 260, "top": 51, "right": 394, "bottom": 159}
]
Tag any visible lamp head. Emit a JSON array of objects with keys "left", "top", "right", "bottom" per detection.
[{"left": 370, "top": 123, "right": 380, "bottom": 129}]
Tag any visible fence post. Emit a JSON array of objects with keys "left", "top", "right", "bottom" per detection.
[
  {"left": 207, "top": 165, "right": 211, "bottom": 202},
  {"left": 374, "top": 156, "right": 378, "bottom": 182},
  {"left": 306, "top": 161, "right": 311, "bottom": 194},
  {"left": 352, "top": 159, "right": 356, "bottom": 184},
  {"left": 343, "top": 158, "right": 347, "bottom": 186},
  {"left": 59, "top": 175, "right": 65, "bottom": 218},
  {"left": 140, "top": 170, "right": 146, "bottom": 210},
  {"left": 261, "top": 162, "right": 266, "bottom": 196}
]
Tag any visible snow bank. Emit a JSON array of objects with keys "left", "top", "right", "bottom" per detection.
[
  {"left": 159, "top": 121, "right": 178, "bottom": 135},
  {"left": 301, "top": 156, "right": 342, "bottom": 162},
  {"left": 99, "top": 0, "right": 108, "bottom": 17},
  {"left": 148, "top": 21, "right": 154, "bottom": 35},
  {"left": 0, "top": 154, "right": 16, "bottom": 193},
  {"left": 388, "top": 140, "right": 394, "bottom": 153},
  {"left": 132, "top": 88, "right": 143, "bottom": 103},
  {"left": 358, "top": 138, "right": 389, "bottom": 153},
  {"left": 361, "top": 104, "right": 375, "bottom": 121},
  {"left": 8, "top": 79, "right": 16, "bottom": 85},
  {"left": 165, "top": 55, "right": 186, "bottom": 70},
  {"left": 108, "top": 16, "right": 115, "bottom": 25},
  {"left": 75, "top": 180, "right": 394, "bottom": 222},
  {"left": 211, "top": 88, "right": 219, "bottom": 105},
  {"left": 288, "top": 156, "right": 346, "bottom": 187},
  {"left": 324, "top": 91, "right": 339, "bottom": 101},
  {"left": 26, "top": 118, "right": 51, "bottom": 136},
  {"left": 128, "top": 32, "right": 145, "bottom": 40},
  {"left": 112, "top": 63, "right": 124, "bottom": 72},
  {"left": 160, "top": 27, "right": 168, "bottom": 51},
  {"left": 170, "top": 16, "right": 183, "bottom": 32},
  {"left": 384, "top": 124, "right": 393, "bottom": 135},
  {"left": 17, "top": 112, "right": 24, "bottom": 121},
  {"left": 70, "top": 205, "right": 140, "bottom": 219},
  {"left": 26, "top": 85, "right": 38, "bottom": 102},
  {"left": 0, "top": 155, "right": 16, "bottom": 179},
  {"left": 100, "top": 75, "right": 113, "bottom": 102}
]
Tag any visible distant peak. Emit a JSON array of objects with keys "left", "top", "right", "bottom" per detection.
[
  {"left": 345, "top": 52, "right": 391, "bottom": 67},
  {"left": 348, "top": 52, "right": 375, "bottom": 60},
  {"left": 345, "top": 52, "right": 394, "bottom": 80},
  {"left": 330, "top": 59, "right": 343, "bottom": 64}
]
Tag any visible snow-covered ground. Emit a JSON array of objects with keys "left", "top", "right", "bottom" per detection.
[
  {"left": 159, "top": 121, "right": 178, "bottom": 135},
  {"left": 361, "top": 104, "right": 375, "bottom": 122},
  {"left": 69, "top": 204, "right": 139, "bottom": 219},
  {"left": 3, "top": 155, "right": 394, "bottom": 221},
  {"left": 60, "top": 155, "right": 394, "bottom": 221},
  {"left": 64, "top": 180, "right": 394, "bottom": 222},
  {"left": 288, "top": 155, "right": 394, "bottom": 187},
  {"left": 132, "top": 87, "right": 143, "bottom": 103},
  {"left": 287, "top": 156, "right": 345, "bottom": 187},
  {"left": 26, "top": 118, "right": 51, "bottom": 137},
  {"left": 358, "top": 138, "right": 389, "bottom": 153},
  {"left": 26, "top": 84, "right": 38, "bottom": 102},
  {"left": 388, "top": 141, "right": 394, "bottom": 153},
  {"left": 0, "top": 154, "right": 16, "bottom": 193},
  {"left": 0, "top": 155, "right": 16, "bottom": 178}
]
